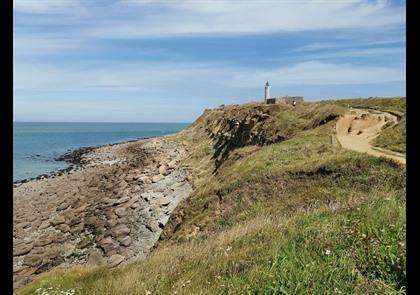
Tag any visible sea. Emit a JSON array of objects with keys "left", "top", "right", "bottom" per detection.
[{"left": 13, "top": 122, "right": 190, "bottom": 182}]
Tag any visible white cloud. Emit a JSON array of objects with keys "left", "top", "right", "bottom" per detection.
[
  {"left": 13, "top": 0, "right": 82, "bottom": 14},
  {"left": 12, "top": 0, "right": 406, "bottom": 61},
  {"left": 14, "top": 0, "right": 405, "bottom": 39},
  {"left": 238, "top": 60, "right": 405, "bottom": 87},
  {"left": 13, "top": 59, "right": 405, "bottom": 96},
  {"left": 265, "top": 47, "right": 406, "bottom": 62},
  {"left": 13, "top": 35, "right": 88, "bottom": 56},
  {"left": 101, "top": 0, "right": 403, "bottom": 38},
  {"left": 295, "top": 37, "right": 406, "bottom": 52},
  {"left": 12, "top": 1, "right": 406, "bottom": 122}
]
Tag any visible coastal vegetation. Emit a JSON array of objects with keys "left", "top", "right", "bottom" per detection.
[
  {"left": 18, "top": 97, "right": 406, "bottom": 294},
  {"left": 331, "top": 97, "right": 406, "bottom": 154},
  {"left": 372, "top": 116, "right": 406, "bottom": 154}
]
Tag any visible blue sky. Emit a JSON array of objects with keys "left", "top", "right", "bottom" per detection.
[{"left": 13, "top": 0, "right": 406, "bottom": 122}]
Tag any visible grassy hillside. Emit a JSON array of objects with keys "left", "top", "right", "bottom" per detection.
[
  {"left": 331, "top": 97, "right": 406, "bottom": 154},
  {"left": 372, "top": 116, "right": 406, "bottom": 154},
  {"left": 331, "top": 97, "right": 405, "bottom": 115},
  {"left": 18, "top": 100, "right": 406, "bottom": 295}
]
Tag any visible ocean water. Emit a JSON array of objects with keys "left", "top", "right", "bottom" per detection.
[{"left": 13, "top": 122, "right": 190, "bottom": 182}]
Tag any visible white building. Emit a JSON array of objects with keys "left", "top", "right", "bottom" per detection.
[
  {"left": 264, "top": 81, "right": 271, "bottom": 101},
  {"left": 264, "top": 81, "right": 304, "bottom": 105}
]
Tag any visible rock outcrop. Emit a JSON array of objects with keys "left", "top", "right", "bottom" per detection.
[
  {"left": 205, "top": 105, "right": 287, "bottom": 169},
  {"left": 13, "top": 138, "right": 192, "bottom": 290}
]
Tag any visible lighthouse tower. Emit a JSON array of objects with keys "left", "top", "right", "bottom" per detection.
[{"left": 264, "top": 81, "right": 271, "bottom": 101}]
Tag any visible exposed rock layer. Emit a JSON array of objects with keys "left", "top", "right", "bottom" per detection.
[{"left": 13, "top": 138, "right": 192, "bottom": 290}]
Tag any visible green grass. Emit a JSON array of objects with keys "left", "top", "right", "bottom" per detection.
[
  {"left": 329, "top": 97, "right": 405, "bottom": 114},
  {"left": 18, "top": 99, "right": 405, "bottom": 295},
  {"left": 372, "top": 116, "right": 406, "bottom": 154},
  {"left": 329, "top": 96, "right": 406, "bottom": 154}
]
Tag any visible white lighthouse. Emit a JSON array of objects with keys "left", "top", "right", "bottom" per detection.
[{"left": 264, "top": 81, "right": 271, "bottom": 101}]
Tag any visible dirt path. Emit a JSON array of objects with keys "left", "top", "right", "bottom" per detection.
[{"left": 335, "top": 108, "right": 406, "bottom": 164}]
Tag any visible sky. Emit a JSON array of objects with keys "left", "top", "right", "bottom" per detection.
[{"left": 13, "top": 0, "right": 406, "bottom": 123}]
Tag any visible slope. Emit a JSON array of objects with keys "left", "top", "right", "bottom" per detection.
[{"left": 18, "top": 99, "right": 406, "bottom": 295}]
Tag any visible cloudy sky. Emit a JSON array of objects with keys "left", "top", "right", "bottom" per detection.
[{"left": 13, "top": 0, "right": 406, "bottom": 122}]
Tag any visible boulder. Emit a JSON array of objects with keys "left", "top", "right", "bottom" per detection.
[
  {"left": 167, "top": 160, "right": 177, "bottom": 169},
  {"left": 74, "top": 203, "right": 89, "bottom": 213},
  {"left": 105, "top": 219, "right": 118, "bottom": 228},
  {"left": 152, "top": 174, "right": 164, "bottom": 183},
  {"left": 114, "top": 207, "right": 127, "bottom": 217},
  {"left": 118, "top": 196, "right": 138, "bottom": 209},
  {"left": 39, "top": 243, "right": 62, "bottom": 260},
  {"left": 34, "top": 235, "right": 53, "bottom": 247},
  {"left": 69, "top": 223, "right": 85, "bottom": 234},
  {"left": 115, "top": 196, "right": 130, "bottom": 205},
  {"left": 50, "top": 215, "right": 65, "bottom": 226},
  {"left": 158, "top": 196, "right": 171, "bottom": 206},
  {"left": 52, "top": 232, "right": 67, "bottom": 243},
  {"left": 54, "top": 223, "right": 70, "bottom": 233},
  {"left": 87, "top": 251, "right": 104, "bottom": 266},
  {"left": 106, "top": 211, "right": 118, "bottom": 220},
  {"left": 13, "top": 264, "right": 28, "bottom": 274},
  {"left": 56, "top": 202, "right": 70, "bottom": 211},
  {"left": 107, "top": 254, "right": 124, "bottom": 267},
  {"left": 104, "top": 182, "right": 114, "bottom": 190},
  {"left": 67, "top": 216, "right": 81, "bottom": 226},
  {"left": 98, "top": 236, "right": 118, "bottom": 254},
  {"left": 100, "top": 197, "right": 114, "bottom": 206},
  {"left": 118, "top": 236, "right": 132, "bottom": 247},
  {"left": 139, "top": 176, "right": 151, "bottom": 184},
  {"left": 26, "top": 214, "right": 39, "bottom": 223},
  {"left": 119, "top": 180, "right": 128, "bottom": 190},
  {"left": 13, "top": 243, "right": 33, "bottom": 256},
  {"left": 22, "top": 254, "right": 43, "bottom": 267},
  {"left": 77, "top": 237, "right": 92, "bottom": 249},
  {"left": 111, "top": 224, "right": 130, "bottom": 238},
  {"left": 159, "top": 165, "right": 169, "bottom": 176},
  {"left": 19, "top": 222, "right": 31, "bottom": 229},
  {"left": 121, "top": 248, "right": 135, "bottom": 259}
]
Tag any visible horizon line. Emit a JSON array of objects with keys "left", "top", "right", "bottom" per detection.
[{"left": 13, "top": 121, "right": 192, "bottom": 124}]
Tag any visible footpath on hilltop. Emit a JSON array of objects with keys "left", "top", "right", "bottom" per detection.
[
  {"left": 335, "top": 108, "right": 405, "bottom": 164},
  {"left": 15, "top": 97, "right": 406, "bottom": 295}
]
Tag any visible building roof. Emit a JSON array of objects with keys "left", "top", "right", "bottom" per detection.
[{"left": 265, "top": 81, "right": 270, "bottom": 87}]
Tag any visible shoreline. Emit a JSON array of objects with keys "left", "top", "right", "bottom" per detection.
[
  {"left": 13, "top": 136, "right": 160, "bottom": 186},
  {"left": 13, "top": 135, "right": 193, "bottom": 290}
]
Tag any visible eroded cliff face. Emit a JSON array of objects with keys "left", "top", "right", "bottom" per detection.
[
  {"left": 157, "top": 102, "right": 344, "bottom": 245},
  {"left": 206, "top": 106, "right": 286, "bottom": 169},
  {"left": 199, "top": 103, "right": 341, "bottom": 170}
]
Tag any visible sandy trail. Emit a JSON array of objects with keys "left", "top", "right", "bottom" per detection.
[{"left": 335, "top": 108, "right": 406, "bottom": 164}]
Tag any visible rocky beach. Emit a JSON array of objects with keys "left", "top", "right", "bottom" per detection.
[{"left": 13, "top": 137, "right": 192, "bottom": 290}]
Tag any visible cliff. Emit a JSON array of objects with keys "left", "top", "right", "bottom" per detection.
[{"left": 17, "top": 98, "right": 406, "bottom": 295}]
